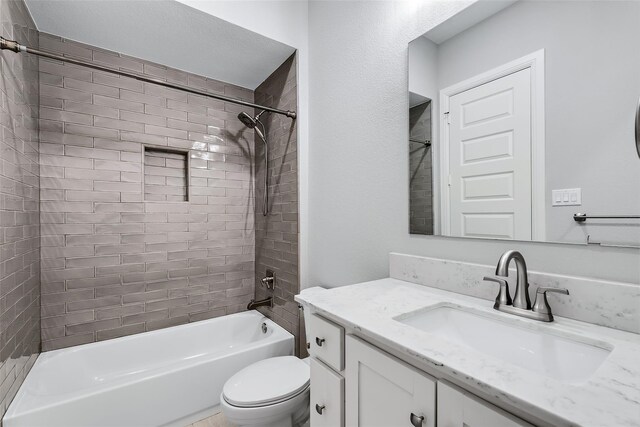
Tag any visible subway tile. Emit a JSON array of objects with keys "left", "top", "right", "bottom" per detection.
[
  {"left": 93, "top": 51, "right": 143, "bottom": 72},
  {"left": 66, "top": 318, "right": 121, "bottom": 335},
  {"left": 66, "top": 255, "right": 120, "bottom": 268},
  {"left": 97, "top": 323, "right": 145, "bottom": 341},
  {"left": 93, "top": 94, "right": 144, "bottom": 113},
  {"left": 65, "top": 168, "right": 120, "bottom": 181},
  {"left": 144, "top": 124, "right": 187, "bottom": 139},
  {"left": 93, "top": 72, "right": 143, "bottom": 92},
  {"left": 65, "top": 77, "right": 119, "bottom": 98},
  {"left": 40, "top": 84, "right": 92, "bottom": 103},
  {"left": 64, "top": 146, "right": 119, "bottom": 161},
  {"left": 94, "top": 116, "right": 145, "bottom": 133},
  {"left": 120, "top": 89, "right": 165, "bottom": 107},
  {"left": 64, "top": 101, "right": 119, "bottom": 119},
  {"left": 40, "top": 107, "right": 92, "bottom": 125},
  {"left": 64, "top": 123, "right": 119, "bottom": 140},
  {"left": 94, "top": 203, "right": 143, "bottom": 213},
  {"left": 66, "top": 190, "right": 120, "bottom": 202}
]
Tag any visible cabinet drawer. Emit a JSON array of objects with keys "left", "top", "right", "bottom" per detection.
[
  {"left": 309, "top": 314, "right": 344, "bottom": 371},
  {"left": 310, "top": 358, "right": 344, "bottom": 427},
  {"left": 438, "top": 381, "right": 533, "bottom": 427}
]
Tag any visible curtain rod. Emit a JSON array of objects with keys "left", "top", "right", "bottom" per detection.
[{"left": 0, "top": 36, "right": 297, "bottom": 120}]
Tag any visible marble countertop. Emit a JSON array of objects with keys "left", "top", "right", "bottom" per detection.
[{"left": 296, "top": 279, "right": 640, "bottom": 427}]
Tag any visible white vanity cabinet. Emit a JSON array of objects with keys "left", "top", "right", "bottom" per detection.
[
  {"left": 345, "top": 335, "right": 436, "bottom": 427},
  {"left": 306, "top": 311, "right": 533, "bottom": 427},
  {"left": 438, "top": 381, "right": 533, "bottom": 427}
]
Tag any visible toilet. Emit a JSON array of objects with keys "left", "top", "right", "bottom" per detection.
[{"left": 220, "top": 356, "right": 310, "bottom": 427}]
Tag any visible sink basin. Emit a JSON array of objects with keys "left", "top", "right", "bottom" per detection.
[{"left": 395, "top": 305, "right": 612, "bottom": 382}]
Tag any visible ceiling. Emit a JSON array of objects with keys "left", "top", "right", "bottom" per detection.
[{"left": 25, "top": 0, "right": 296, "bottom": 90}]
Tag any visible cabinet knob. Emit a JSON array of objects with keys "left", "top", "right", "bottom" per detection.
[
  {"left": 410, "top": 413, "right": 425, "bottom": 427},
  {"left": 315, "top": 337, "right": 325, "bottom": 346},
  {"left": 315, "top": 404, "right": 326, "bottom": 415}
]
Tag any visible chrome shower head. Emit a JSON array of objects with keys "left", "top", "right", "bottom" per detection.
[
  {"left": 237, "top": 111, "right": 257, "bottom": 129},
  {"left": 237, "top": 110, "right": 267, "bottom": 142}
]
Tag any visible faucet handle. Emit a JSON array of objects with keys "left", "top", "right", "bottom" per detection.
[
  {"left": 483, "top": 276, "right": 512, "bottom": 308},
  {"left": 532, "top": 287, "right": 569, "bottom": 321}
]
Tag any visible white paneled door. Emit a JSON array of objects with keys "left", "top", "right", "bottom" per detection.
[{"left": 447, "top": 68, "right": 532, "bottom": 240}]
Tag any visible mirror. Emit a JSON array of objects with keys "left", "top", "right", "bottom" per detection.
[{"left": 408, "top": 0, "right": 640, "bottom": 247}]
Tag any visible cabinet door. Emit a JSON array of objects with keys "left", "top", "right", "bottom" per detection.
[
  {"left": 345, "top": 335, "right": 436, "bottom": 427},
  {"left": 311, "top": 358, "right": 344, "bottom": 427},
  {"left": 438, "top": 381, "right": 533, "bottom": 427}
]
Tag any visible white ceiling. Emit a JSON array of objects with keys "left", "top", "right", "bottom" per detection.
[{"left": 25, "top": 0, "right": 296, "bottom": 90}]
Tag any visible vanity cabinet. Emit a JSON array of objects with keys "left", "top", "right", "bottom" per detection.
[
  {"left": 438, "top": 381, "right": 533, "bottom": 427},
  {"left": 307, "top": 312, "right": 532, "bottom": 427},
  {"left": 345, "top": 336, "right": 436, "bottom": 427}
]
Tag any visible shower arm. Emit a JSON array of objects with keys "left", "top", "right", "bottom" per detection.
[{"left": 0, "top": 37, "right": 297, "bottom": 120}]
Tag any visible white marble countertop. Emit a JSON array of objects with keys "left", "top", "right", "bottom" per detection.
[{"left": 295, "top": 279, "right": 640, "bottom": 427}]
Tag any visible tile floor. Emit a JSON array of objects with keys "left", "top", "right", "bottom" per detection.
[{"left": 187, "top": 412, "right": 234, "bottom": 427}]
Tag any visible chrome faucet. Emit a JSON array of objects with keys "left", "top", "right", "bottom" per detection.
[
  {"left": 495, "top": 250, "right": 531, "bottom": 309},
  {"left": 484, "top": 250, "right": 569, "bottom": 322}
]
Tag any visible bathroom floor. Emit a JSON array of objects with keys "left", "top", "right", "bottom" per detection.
[{"left": 187, "top": 412, "right": 234, "bottom": 427}]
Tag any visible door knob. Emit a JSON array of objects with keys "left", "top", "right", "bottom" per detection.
[
  {"left": 410, "top": 412, "right": 425, "bottom": 427},
  {"left": 315, "top": 337, "right": 325, "bottom": 346},
  {"left": 315, "top": 404, "right": 325, "bottom": 415}
]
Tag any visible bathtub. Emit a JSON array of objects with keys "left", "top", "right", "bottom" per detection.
[{"left": 4, "top": 310, "right": 293, "bottom": 427}]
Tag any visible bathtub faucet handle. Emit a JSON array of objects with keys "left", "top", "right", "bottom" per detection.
[{"left": 261, "top": 269, "right": 275, "bottom": 290}]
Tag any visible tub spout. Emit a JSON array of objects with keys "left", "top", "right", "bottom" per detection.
[{"left": 247, "top": 297, "right": 273, "bottom": 310}]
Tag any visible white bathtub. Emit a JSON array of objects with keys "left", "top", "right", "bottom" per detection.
[{"left": 4, "top": 311, "right": 293, "bottom": 427}]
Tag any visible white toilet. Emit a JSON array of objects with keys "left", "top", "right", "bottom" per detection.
[{"left": 220, "top": 356, "right": 310, "bottom": 427}]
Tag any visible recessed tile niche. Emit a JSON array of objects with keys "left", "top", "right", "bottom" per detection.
[{"left": 143, "top": 146, "right": 189, "bottom": 202}]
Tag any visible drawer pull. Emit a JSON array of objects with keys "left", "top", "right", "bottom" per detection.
[
  {"left": 315, "top": 404, "right": 326, "bottom": 415},
  {"left": 410, "top": 413, "right": 424, "bottom": 427},
  {"left": 315, "top": 337, "right": 325, "bottom": 346}
]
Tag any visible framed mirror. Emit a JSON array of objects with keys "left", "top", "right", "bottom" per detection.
[{"left": 408, "top": 0, "right": 640, "bottom": 247}]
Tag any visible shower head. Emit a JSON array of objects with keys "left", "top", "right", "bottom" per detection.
[
  {"left": 237, "top": 111, "right": 258, "bottom": 129},
  {"left": 237, "top": 110, "right": 267, "bottom": 141},
  {"left": 237, "top": 110, "right": 267, "bottom": 129}
]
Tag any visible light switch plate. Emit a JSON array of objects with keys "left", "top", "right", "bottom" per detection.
[{"left": 552, "top": 188, "right": 582, "bottom": 206}]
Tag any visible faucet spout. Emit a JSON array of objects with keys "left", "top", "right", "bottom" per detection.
[
  {"left": 247, "top": 297, "right": 273, "bottom": 310},
  {"left": 495, "top": 250, "right": 531, "bottom": 310}
]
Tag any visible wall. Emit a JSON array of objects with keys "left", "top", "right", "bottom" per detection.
[
  {"left": 307, "top": 0, "right": 640, "bottom": 289},
  {"left": 176, "top": 0, "right": 311, "bottom": 290},
  {"left": 409, "top": 101, "right": 433, "bottom": 235},
  {"left": 253, "top": 54, "right": 301, "bottom": 354},
  {"left": 434, "top": 0, "right": 640, "bottom": 245},
  {"left": 38, "top": 33, "right": 257, "bottom": 351},
  {"left": 0, "top": 0, "right": 40, "bottom": 417}
]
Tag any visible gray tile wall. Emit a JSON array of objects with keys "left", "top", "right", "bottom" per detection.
[
  {"left": 409, "top": 101, "right": 433, "bottom": 235},
  {"left": 38, "top": 33, "right": 257, "bottom": 351},
  {"left": 253, "top": 54, "right": 301, "bottom": 354},
  {"left": 0, "top": 0, "right": 40, "bottom": 418}
]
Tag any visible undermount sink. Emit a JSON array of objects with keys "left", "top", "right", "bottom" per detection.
[{"left": 395, "top": 305, "right": 612, "bottom": 382}]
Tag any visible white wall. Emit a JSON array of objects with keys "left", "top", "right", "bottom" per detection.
[
  {"left": 408, "top": 36, "right": 437, "bottom": 101},
  {"left": 176, "top": 0, "right": 311, "bottom": 287},
  {"left": 307, "top": 0, "right": 640, "bottom": 287}
]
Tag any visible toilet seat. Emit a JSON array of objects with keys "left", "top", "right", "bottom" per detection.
[{"left": 222, "top": 356, "right": 310, "bottom": 408}]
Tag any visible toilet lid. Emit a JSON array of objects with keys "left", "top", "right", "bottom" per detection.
[{"left": 223, "top": 356, "right": 310, "bottom": 408}]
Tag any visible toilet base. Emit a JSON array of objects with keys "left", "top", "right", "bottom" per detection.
[{"left": 220, "top": 388, "right": 309, "bottom": 427}]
